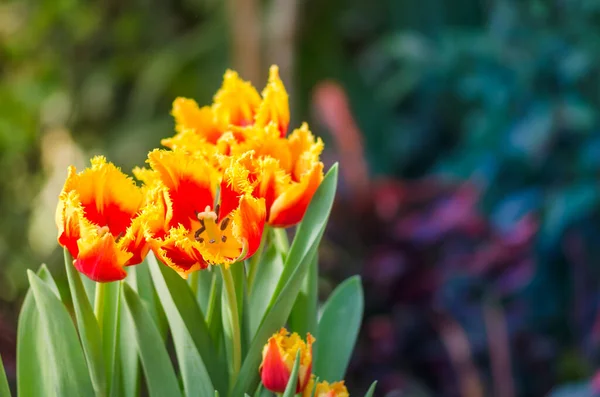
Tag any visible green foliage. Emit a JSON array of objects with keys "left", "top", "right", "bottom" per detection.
[
  {"left": 0, "top": 355, "right": 9, "bottom": 397},
  {"left": 14, "top": 164, "right": 366, "bottom": 396},
  {"left": 281, "top": 353, "right": 301, "bottom": 397},
  {"left": 64, "top": 250, "right": 106, "bottom": 395},
  {"left": 25, "top": 270, "right": 95, "bottom": 396},
  {"left": 122, "top": 282, "right": 182, "bottom": 397},
  {"left": 313, "top": 276, "right": 364, "bottom": 383}
]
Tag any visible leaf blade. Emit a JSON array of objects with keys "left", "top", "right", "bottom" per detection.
[
  {"left": 28, "top": 270, "right": 95, "bottom": 396},
  {"left": 147, "top": 254, "right": 228, "bottom": 393},
  {"left": 314, "top": 276, "right": 364, "bottom": 382},
  {"left": 232, "top": 165, "right": 338, "bottom": 396},
  {"left": 122, "top": 282, "right": 182, "bottom": 397},
  {"left": 64, "top": 249, "right": 107, "bottom": 395},
  {"left": 0, "top": 354, "right": 11, "bottom": 397}
]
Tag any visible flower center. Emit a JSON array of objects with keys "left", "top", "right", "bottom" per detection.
[
  {"left": 194, "top": 205, "right": 230, "bottom": 244},
  {"left": 193, "top": 206, "right": 241, "bottom": 264},
  {"left": 97, "top": 225, "right": 110, "bottom": 237}
]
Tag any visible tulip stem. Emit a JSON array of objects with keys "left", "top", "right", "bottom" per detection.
[
  {"left": 189, "top": 270, "right": 199, "bottom": 297},
  {"left": 94, "top": 282, "right": 106, "bottom": 332},
  {"left": 220, "top": 265, "right": 241, "bottom": 386},
  {"left": 272, "top": 227, "right": 289, "bottom": 255},
  {"left": 247, "top": 227, "right": 269, "bottom": 294}
]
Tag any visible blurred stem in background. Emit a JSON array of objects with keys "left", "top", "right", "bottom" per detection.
[
  {"left": 266, "top": 0, "right": 299, "bottom": 115},
  {"left": 226, "top": 0, "right": 261, "bottom": 84},
  {"left": 225, "top": 0, "right": 299, "bottom": 107}
]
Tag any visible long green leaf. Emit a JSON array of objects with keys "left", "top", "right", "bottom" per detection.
[
  {"left": 116, "top": 289, "right": 139, "bottom": 397},
  {"left": 364, "top": 381, "right": 378, "bottom": 397},
  {"left": 314, "top": 276, "right": 364, "bottom": 381},
  {"left": 248, "top": 244, "right": 284, "bottom": 337},
  {"left": 0, "top": 354, "right": 11, "bottom": 397},
  {"left": 270, "top": 165, "right": 338, "bottom": 305},
  {"left": 231, "top": 165, "right": 338, "bottom": 396},
  {"left": 122, "top": 282, "right": 182, "bottom": 397},
  {"left": 282, "top": 352, "right": 301, "bottom": 397},
  {"left": 207, "top": 272, "right": 224, "bottom": 353},
  {"left": 103, "top": 281, "right": 121, "bottom": 397},
  {"left": 17, "top": 265, "right": 57, "bottom": 396},
  {"left": 288, "top": 252, "right": 318, "bottom": 335},
  {"left": 147, "top": 254, "right": 227, "bottom": 393},
  {"left": 131, "top": 260, "right": 168, "bottom": 338},
  {"left": 64, "top": 249, "right": 106, "bottom": 395},
  {"left": 28, "top": 270, "right": 95, "bottom": 396},
  {"left": 146, "top": 255, "right": 214, "bottom": 396},
  {"left": 197, "top": 268, "right": 216, "bottom": 314}
]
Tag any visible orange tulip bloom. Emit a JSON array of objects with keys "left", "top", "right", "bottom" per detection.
[
  {"left": 163, "top": 65, "right": 289, "bottom": 152},
  {"left": 163, "top": 65, "right": 323, "bottom": 228},
  {"left": 260, "top": 328, "right": 315, "bottom": 393},
  {"left": 56, "top": 157, "right": 150, "bottom": 282},
  {"left": 228, "top": 123, "right": 324, "bottom": 228},
  {"left": 137, "top": 149, "right": 266, "bottom": 277},
  {"left": 304, "top": 377, "right": 349, "bottom": 397}
]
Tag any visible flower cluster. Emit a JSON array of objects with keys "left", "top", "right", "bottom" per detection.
[
  {"left": 260, "top": 328, "right": 349, "bottom": 396},
  {"left": 55, "top": 66, "right": 324, "bottom": 282}
]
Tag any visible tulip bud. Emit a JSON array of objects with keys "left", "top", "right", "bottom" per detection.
[
  {"left": 303, "top": 376, "right": 349, "bottom": 397},
  {"left": 260, "top": 328, "right": 315, "bottom": 393}
]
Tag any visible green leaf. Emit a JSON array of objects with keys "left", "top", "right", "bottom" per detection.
[
  {"left": 81, "top": 273, "right": 97, "bottom": 305},
  {"left": 130, "top": 260, "right": 168, "bottom": 339},
  {"left": 122, "top": 282, "right": 182, "bottom": 397},
  {"left": 146, "top": 255, "right": 215, "bottom": 396},
  {"left": 314, "top": 276, "right": 364, "bottom": 382},
  {"left": 271, "top": 227, "right": 290, "bottom": 256},
  {"left": 64, "top": 249, "right": 106, "bottom": 395},
  {"left": 0, "top": 355, "right": 11, "bottom": 397},
  {"left": 231, "top": 165, "right": 338, "bottom": 396},
  {"left": 364, "top": 381, "right": 378, "bottom": 397},
  {"left": 197, "top": 268, "right": 216, "bottom": 314},
  {"left": 206, "top": 272, "right": 224, "bottom": 353},
  {"left": 307, "top": 376, "right": 319, "bottom": 397},
  {"left": 270, "top": 165, "right": 338, "bottom": 304},
  {"left": 116, "top": 290, "right": 140, "bottom": 397},
  {"left": 248, "top": 245, "right": 284, "bottom": 337},
  {"left": 27, "top": 270, "right": 95, "bottom": 396},
  {"left": 288, "top": 252, "right": 318, "bottom": 335},
  {"left": 220, "top": 265, "right": 242, "bottom": 384},
  {"left": 282, "top": 352, "right": 301, "bottom": 397},
  {"left": 102, "top": 281, "right": 121, "bottom": 397},
  {"left": 147, "top": 254, "right": 227, "bottom": 393},
  {"left": 17, "top": 265, "right": 58, "bottom": 396}
]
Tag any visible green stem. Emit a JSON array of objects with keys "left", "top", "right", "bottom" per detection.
[
  {"left": 189, "top": 270, "right": 199, "bottom": 297},
  {"left": 247, "top": 227, "right": 269, "bottom": 294},
  {"left": 94, "top": 281, "right": 106, "bottom": 333},
  {"left": 220, "top": 265, "right": 241, "bottom": 387},
  {"left": 271, "top": 227, "right": 289, "bottom": 254}
]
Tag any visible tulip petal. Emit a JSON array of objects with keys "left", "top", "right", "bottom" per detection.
[
  {"left": 260, "top": 338, "right": 291, "bottom": 393},
  {"left": 171, "top": 97, "right": 222, "bottom": 143},
  {"left": 146, "top": 149, "right": 217, "bottom": 229},
  {"left": 75, "top": 232, "right": 130, "bottom": 282},
  {"left": 213, "top": 70, "right": 261, "bottom": 128},
  {"left": 255, "top": 65, "right": 290, "bottom": 137},
  {"left": 268, "top": 162, "right": 324, "bottom": 228},
  {"left": 232, "top": 194, "right": 266, "bottom": 261}
]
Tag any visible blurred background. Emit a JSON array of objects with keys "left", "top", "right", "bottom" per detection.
[{"left": 2, "top": 0, "right": 600, "bottom": 395}]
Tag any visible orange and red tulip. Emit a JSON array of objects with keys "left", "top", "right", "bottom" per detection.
[
  {"left": 260, "top": 328, "right": 315, "bottom": 394},
  {"left": 137, "top": 149, "right": 266, "bottom": 277},
  {"left": 56, "top": 156, "right": 151, "bottom": 282}
]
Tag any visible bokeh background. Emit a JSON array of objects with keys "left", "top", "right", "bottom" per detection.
[{"left": 2, "top": 0, "right": 600, "bottom": 396}]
